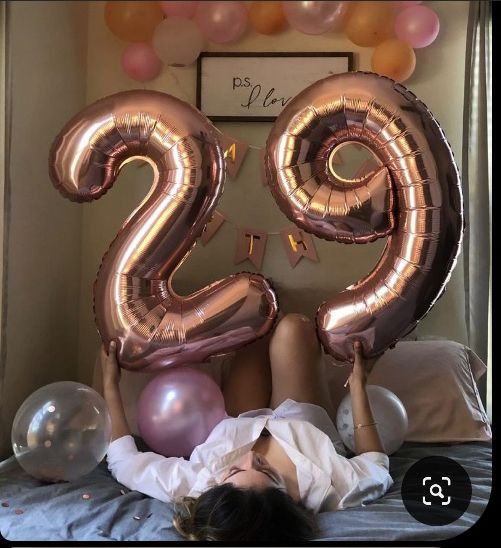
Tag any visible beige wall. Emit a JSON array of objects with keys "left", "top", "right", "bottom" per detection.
[
  {"left": 0, "top": 1, "right": 87, "bottom": 457},
  {"left": 77, "top": 0, "right": 471, "bottom": 385}
]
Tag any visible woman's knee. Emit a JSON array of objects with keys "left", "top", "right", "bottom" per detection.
[{"left": 270, "top": 313, "right": 319, "bottom": 351}]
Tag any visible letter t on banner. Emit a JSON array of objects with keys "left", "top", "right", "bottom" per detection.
[
  {"left": 280, "top": 226, "right": 319, "bottom": 267},
  {"left": 234, "top": 227, "right": 268, "bottom": 270}
]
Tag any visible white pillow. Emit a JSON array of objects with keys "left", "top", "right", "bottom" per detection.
[
  {"left": 323, "top": 340, "right": 491, "bottom": 443},
  {"left": 93, "top": 340, "right": 491, "bottom": 443}
]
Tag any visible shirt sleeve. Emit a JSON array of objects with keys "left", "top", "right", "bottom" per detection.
[
  {"left": 333, "top": 451, "right": 393, "bottom": 509},
  {"left": 106, "top": 435, "right": 200, "bottom": 503}
]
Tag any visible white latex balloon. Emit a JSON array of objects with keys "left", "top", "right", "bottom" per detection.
[
  {"left": 11, "top": 382, "right": 111, "bottom": 482},
  {"left": 336, "top": 385, "right": 408, "bottom": 455},
  {"left": 152, "top": 16, "right": 204, "bottom": 67}
]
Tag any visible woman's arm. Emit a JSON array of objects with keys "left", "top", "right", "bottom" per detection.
[
  {"left": 101, "top": 341, "right": 131, "bottom": 441},
  {"left": 348, "top": 341, "right": 385, "bottom": 454}
]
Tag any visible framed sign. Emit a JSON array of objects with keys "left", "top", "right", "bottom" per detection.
[{"left": 196, "top": 52, "right": 354, "bottom": 122}]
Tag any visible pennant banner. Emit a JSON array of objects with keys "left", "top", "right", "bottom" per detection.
[
  {"left": 234, "top": 227, "right": 268, "bottom": 270},
  {"left": 219, "top": 132, "right": 249, "bottom": 179},
  {"left": 201, "top": 210, "right": 226, "bottom": 246},
  {"left": 280, "top": 225, "right": 319, "bottom": 268},
  {"left": 260, "top": 148, "right": 268, "bottom": 186}
]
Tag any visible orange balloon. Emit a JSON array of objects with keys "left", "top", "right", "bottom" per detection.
[
  {"left": 248, "top": 1, "right": 286, "bottom": 35},
  {"left": 344, "top": 1, "right": 395, "bottom": 47},
  {"left": 105, "top": 1, "right": 164, "bottom": 42},
  {"left": 371, "top": 39, "right": 416, "bottom": 82}
]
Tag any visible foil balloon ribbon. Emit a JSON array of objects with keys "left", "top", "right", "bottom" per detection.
[
  {"left": 265, "top": 72, "right": 463, "bottom": 362},
  {"left": 49, "top": 90, "right": 278, "bottom": 372}
]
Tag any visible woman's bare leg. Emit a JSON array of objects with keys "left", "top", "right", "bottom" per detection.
[
  {"left": 222, "top": 334, "right": 272, "bottom": 417},
  {"left": 269, "top": 313, "right": 336, "bottom": 420}
]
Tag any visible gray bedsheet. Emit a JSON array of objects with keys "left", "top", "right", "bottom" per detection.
[{"left": 0, "top": 441, "right": 491, "bottom": 542}]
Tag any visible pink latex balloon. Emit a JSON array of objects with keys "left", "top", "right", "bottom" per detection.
[
  {"left": 137, "top": 367, "right": 226, "bottom": 457},
  {"left": 283, "top": 1, "right": 349, "bottom": 35},
  {"left": 121, "top": 42, "right": 162, "bottom": 82},
  {"left": 195, "top": 1, "right": 248, "bottom": 44},
  {"left": 395, "top": 5, "right": 440, "bottom": 48},
  {"left": 160, "top": 1, "right": 198, "bottom": 18}
]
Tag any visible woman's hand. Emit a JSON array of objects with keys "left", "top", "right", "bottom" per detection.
[
  {"left": 100, "top": 340, "right": 121, "bottom": 391},
  {"left": 347, "top": 341, "right": 378, "bottom": 387},
  {"left": 348, "top": 341, "right": 385, "bottom": 454},
  {"left": 99, "top": 340, "right": 132, "bottom": 441}
]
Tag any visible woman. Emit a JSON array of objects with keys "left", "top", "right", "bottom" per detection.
[{"left": 102, "top": 313, "right": 393, "bottom": 542}]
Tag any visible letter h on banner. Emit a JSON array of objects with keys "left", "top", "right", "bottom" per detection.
[{"left": 280, "top": 226, "right": 319, "bottom": 268}]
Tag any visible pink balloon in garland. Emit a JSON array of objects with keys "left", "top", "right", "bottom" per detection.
[
  {"left": 121, "top": 42, "right": 162, "bottom": 82},
  {"left": 195, "top": 1, "right": 248, "bottom": 44},
  {"left": 159, "top": 1, "right": 198, "bottom": 18},
  {"left": 283, "top": 1, "right": 350, "bottom": 35},
  {"left": 395, "top": 5, "right": 440, "bottom": 48}
]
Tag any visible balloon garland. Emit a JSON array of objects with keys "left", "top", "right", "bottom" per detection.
[{"left": 104, "top": 1, "right": 441, "bottom": 84}]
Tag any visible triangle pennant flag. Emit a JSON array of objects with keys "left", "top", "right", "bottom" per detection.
[
  {"left": 234, "top": 227, "right": 268, "bottom": 270},
  {"left": 219, "top": 132, "right": 249, "bottom": 179},
  {"left": 201, "top": 210, "right": 226, "bottom": 246},
  {"left": 280, "top": 226, "right": 319, "bottom": 268}
]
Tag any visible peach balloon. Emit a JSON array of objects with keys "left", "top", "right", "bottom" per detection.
[
  {"left": 371, "top": 39, "right": 416, "bottom": 82},
  {"left": 105, "top": 1, "right": 164, "bottom": 42},
  {"left": 152, "top": 17, "right": 204, "bottom": 66},
  {"left": 121, "top": 42, "right": 162, "bottom": 82},
  {"left": 344, "top": 1, "right": 395, "bottom": 47},
  {"left": 248, "top": 1, "right": 286, "bottom": 35}
]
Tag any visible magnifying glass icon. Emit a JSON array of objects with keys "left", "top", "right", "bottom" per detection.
[{"left": 430, "top": 484, "right": 444, "bottom": 498}]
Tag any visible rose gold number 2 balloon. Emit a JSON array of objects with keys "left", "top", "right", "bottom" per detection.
[
  {"left": 49, "top": 90, "right": 277, "bottom": 372},
  {"left": 265, "top": 72, "right": 463, "bottom": 362}
]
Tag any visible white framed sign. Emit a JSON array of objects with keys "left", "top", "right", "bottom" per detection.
[{"left": 196, "top": 52, "right": 354, "bottom": 122}]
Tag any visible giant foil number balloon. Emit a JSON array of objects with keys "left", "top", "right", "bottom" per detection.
[
  {"left": 50, "top": 91, "right": 277, "bottom": 371},
  {"left": 265, "top": 72, "right": 463, "bottom": 362}
]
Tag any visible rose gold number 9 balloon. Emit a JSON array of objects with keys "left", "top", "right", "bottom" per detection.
[
  {"left": 265, "top": 72, "right": 463, "bottom": 362},
  {"left": 49, "top": 90, "right": 278, "bottom": 372}
]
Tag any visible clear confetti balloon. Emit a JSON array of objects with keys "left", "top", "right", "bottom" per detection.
[
  {"left": 336, "top": 385, "right": 408, "bottom": 455},
  {"left": 11, "top": 382, "right": 112, "bottom": 482}
]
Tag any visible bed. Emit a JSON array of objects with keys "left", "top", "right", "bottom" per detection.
[
  {"left": 0, "top": 340, "right": 492, "bottom": 541},
  {"left": 0, "top": 437, "right": 491, "bottom": 541}
]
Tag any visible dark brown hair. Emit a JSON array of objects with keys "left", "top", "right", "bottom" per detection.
[{"left": 172, "top": 483, "right": 317, "bottom": 541}]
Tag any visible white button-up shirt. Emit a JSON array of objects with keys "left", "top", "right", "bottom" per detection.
[{"left": 107, "top": 400, "right": 393, "bottom": 513}]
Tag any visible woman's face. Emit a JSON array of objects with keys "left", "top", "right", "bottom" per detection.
[{"left": 220, "top": 451, "right": 287, "bottom": 492}]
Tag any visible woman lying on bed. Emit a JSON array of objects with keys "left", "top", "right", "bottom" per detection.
[{"left": 101, "top": 313, "right": 393, "bottom": 542}]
